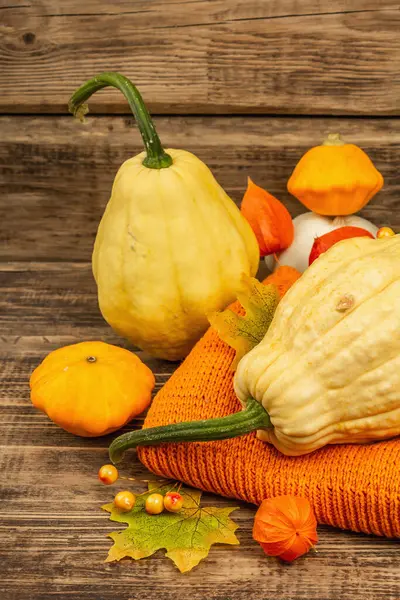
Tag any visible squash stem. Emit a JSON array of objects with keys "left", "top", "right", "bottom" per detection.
[
  {"left": 68, "top": 72, "right": 173, "bottom": 169},
  {"left": 109, "top": 397, "right": 271, "bottom": 464},
  {"left": 322, "top": 133, "right": 345, "bottom": 146}
]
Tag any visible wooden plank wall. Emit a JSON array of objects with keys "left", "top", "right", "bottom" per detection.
[
  {"left": 1, "top": 1, "right": 400, "bottom": 264},
  {"left": 1, "top": 1, "right": 400, "bottom": 114},
  {"left": 2, "top": 116, "right": 399, "bottom": 261},
  {"left": 1, "top": 2, "right": 400, "bottom": 599}
]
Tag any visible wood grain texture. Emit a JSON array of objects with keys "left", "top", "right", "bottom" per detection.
[
  {"left": 1, "top": 114, "right": 399, "bottom": 261},
  {"left": 1, "top": 263, "right": 400, "bottom": 600},
  {"left": 2, "top": 1, "right": 400, "bottom": 596},
  {"left": 1, "top": 0, "right": 400, "bottom": 114}
]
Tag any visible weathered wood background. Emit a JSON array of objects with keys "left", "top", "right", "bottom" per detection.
[{"left": 1, "top": 1, "right": 400, "bottom": 599}]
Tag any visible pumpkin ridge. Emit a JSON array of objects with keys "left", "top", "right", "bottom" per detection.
[
  {"left": 257, "top": 271, "right": 400, "bottom": 436},
  {"left": 271, "top": 238, "right": 399, "bottom": 346},
  {"left": 239, "top": 239, "right": 400, "bottom": 413}
]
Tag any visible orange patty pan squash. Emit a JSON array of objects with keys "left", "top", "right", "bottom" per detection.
[
  {"left": 287, "top": 133, "right": 383, "bottom": 216},
  {"left": 30, "top": 341, "right": 155, "bottom": 437}
]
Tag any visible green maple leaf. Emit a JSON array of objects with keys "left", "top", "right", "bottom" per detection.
[
  {"left": 208, "top": 274, "right": 280, "bottom": 369},
  {"left": 102, "top": 483, "right": 239, "bottom": 573}
]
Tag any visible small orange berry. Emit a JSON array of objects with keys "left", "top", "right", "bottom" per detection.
[
  {"left": 377, "top": 227, "right": 395, "bottom": 239},
  {"left": 163, "top": 491, "right": 184, "bottom": 513},
  {"left": 145, "top": 493, "right": 164, "bottom": 515},
  {"left": 98, "top": 464, "right": 119, "bottom": 485},
  {"left": 114, "top": 490, "right": 136, "bottom": 512}
]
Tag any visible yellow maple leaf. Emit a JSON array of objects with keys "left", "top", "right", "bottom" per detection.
[
  {"left": 208, "top": 274, "right": 280, "bottom": 369},
  {"left": 102, "top": 482, "right": 239, "bottom": 573}
]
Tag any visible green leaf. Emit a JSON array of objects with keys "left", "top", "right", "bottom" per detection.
[
  {"left": 209, "top": 274, "right": 280, "bottom": 369},
  {"left": 103, "top": 483, "right": 239, "bottom": 573}
]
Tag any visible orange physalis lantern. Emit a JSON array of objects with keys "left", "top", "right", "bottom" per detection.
[
  {"left": 241, "top": 178, "right": 294, "bottom": 257},
  {"left": 253, "top": 495, "right": 318, "bottom": 562}
]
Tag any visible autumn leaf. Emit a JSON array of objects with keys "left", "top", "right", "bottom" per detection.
[
  {"left": 103, "top": 483, "right": 239, "bottom": 573},
  {"left": 209, "top": 274, "right": 280, "bottom": 369}
]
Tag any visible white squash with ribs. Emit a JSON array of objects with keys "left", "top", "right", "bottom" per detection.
[{"left": 235, "top": 235, "right": 400, "bottom": 455}]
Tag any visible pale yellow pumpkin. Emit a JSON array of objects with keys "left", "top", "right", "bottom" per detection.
[
  {"left": 69, "top": 73, "right": 259, "bottom": 361},
  {"left": 235, "top": 235, "right": 400, "bottom": 455},
  {"left": 93, "top": 148, "right": 259, "bottom": 360}
]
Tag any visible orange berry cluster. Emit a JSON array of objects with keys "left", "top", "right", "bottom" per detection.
[{"left": 98, "top": 464, "right": 183, "bottom": 514}]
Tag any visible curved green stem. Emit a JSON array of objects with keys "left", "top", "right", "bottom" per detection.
[
  {"left": 68, "top": 72, "right": 173, "bottom": 169},
  {"left": 109, "top": 397, "right": 271, "bottom": 464}
]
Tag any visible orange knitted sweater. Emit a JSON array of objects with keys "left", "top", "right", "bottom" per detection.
[{"left": 138, "top": 267, "right": 400, "bottom": 538}]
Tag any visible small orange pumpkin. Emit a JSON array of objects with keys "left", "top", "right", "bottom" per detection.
[
  {"left": 30, "top": 341, "right": 155, "bottom": 437},
  {"left": 287, "top": 133, "right": 384, "bottom": 216}
]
